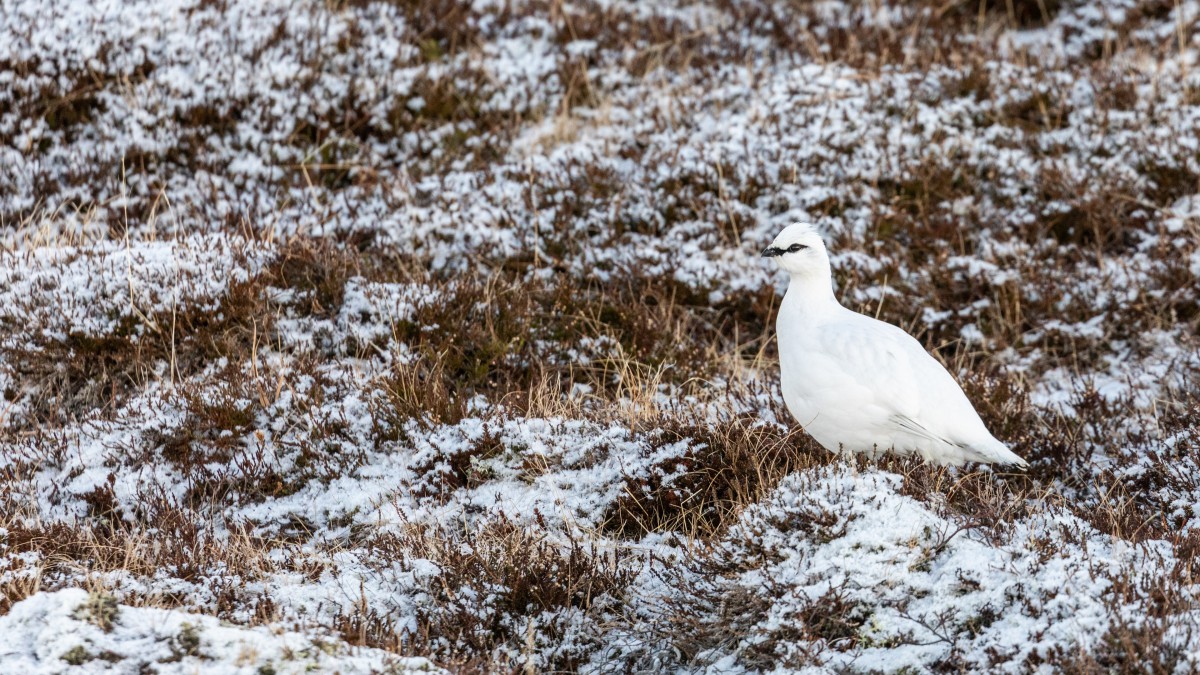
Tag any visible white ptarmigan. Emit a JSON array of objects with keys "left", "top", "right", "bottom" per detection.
[{"left": 764, "top": 223, "right": 1028, "bottom": 467}]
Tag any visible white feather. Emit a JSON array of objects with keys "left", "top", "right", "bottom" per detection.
[{"left": 765, "top": 223, "right": 1028, "bottom": 467}]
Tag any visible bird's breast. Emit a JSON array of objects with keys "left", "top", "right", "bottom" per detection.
[{"left": 776, "top": 329, "right": 829, "bottom": 422}]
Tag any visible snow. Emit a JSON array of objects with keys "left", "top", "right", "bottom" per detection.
[
  {"left": 602, "top": 466, "right": 1200, "bottom": 672},
  {"left": 0, "top": 0, "right": 1198, "bottom": 671},
  {"left": 0, "top": 234, "right": 271, "bottom": 344},
  {"left": 0, "top": 588, "right": 442, "bottom": 674}
]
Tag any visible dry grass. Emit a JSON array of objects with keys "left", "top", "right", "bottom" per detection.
[
  {"left": 603, "top": 416, "right": 820, "bottom": 539},
  {"left": 337, "top": 516, "right": 635, "bottom": 672}
]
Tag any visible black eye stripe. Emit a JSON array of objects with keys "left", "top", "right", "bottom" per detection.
[{"left": 787, "top": 243, "right": 807, "bottom": 253}]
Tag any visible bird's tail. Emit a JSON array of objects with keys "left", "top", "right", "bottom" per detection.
[{"left": 967, "top": 437, "right": 1029, "bottom": 469}]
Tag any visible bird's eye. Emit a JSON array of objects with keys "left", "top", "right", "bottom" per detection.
[{"left": 787, "top": 244, "right": 807, "bottom": 253}]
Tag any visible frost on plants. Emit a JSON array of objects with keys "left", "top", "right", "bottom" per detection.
[{"left": 1, "top": 0, "right": 1198, "bottom": 672}]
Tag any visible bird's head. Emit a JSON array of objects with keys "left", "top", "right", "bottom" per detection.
[{"left": 761, "top": 222, "right": 830, "bottom": 279}]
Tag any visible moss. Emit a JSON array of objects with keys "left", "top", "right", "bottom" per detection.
[
  {"left": 74, "top": 592, "right": 120, "bottom": 632},
  {"left": 61, "top": 645, "right": 93, "bottom": 665},
  {"left": 176, "top": 622, "right": 202, "bottom": 657}
]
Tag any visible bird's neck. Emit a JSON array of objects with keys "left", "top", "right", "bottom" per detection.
[{"left": 782, "top": 273, "right": 840, "bottom": 317}]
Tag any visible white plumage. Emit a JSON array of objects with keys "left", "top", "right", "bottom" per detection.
[{"left": 763, "top": 223, "right": 1028, "bottom": 467}]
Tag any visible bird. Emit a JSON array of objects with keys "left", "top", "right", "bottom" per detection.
[{"left": 763, "top": 222, "right": 1028, "bottom": 467}]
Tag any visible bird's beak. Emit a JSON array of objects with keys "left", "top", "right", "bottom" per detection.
[{"left": 762, "top": 247, "right": 783, "bottom": 258}]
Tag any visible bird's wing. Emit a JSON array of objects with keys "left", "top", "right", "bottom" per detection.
[
  {"left": 806, "top": 312, "right": 1023, "bottom": 465},
  {"left": 815, "top": 314, "right": 985, "bottom": 434},
  {"left": 813, "top": 317, "right": 926, "bottom": 419},
  {"left": 889, "top": 413, "right": 957, "bottom": 446}
]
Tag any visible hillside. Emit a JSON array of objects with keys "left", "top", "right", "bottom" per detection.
[{"left": 1, "top": 0, "right": 1199, "bottom": 671}]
